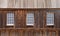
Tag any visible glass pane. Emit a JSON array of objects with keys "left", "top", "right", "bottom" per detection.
[
  {"left": 46, "top": 13, "right": 54, "bottom": 25},
  {"left": 26, "top": 13, "right": 34, "bottom": 25},
  {"left": 7, "top": 13, "right": 14, "bottom": 25}
]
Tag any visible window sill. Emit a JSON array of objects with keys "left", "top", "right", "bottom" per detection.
[
  {"left": 26, "top": 24, "right": 34, "bottom": 26},
  {"left": 7, "top": 24, "right": 14, "bottom": 26},
  {"left": 46, "top": 24, "right": 54, "bottom": 26}
]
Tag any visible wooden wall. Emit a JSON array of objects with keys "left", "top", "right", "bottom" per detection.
[
  {"left": 0, "top": 0, "right": 60, "bottom": 8},
  {"left": 0, "top": 8, "right": 59, "bottom": 36},
  {"left": 0, "top": 29, "right": 59, "bottom": 36},
  {"left": 0, "top": 8, "right": 59, "bottom": 28}
]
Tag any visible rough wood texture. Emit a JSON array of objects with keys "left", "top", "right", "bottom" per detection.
[
  {"left": 0, "top": 8, "right": 60, "bottom": 28},
  {"left": 0, "top": 8, "right": 59, "bottom": 36},
  {"left": 0, "top": 30, "right": 59, "bottom": 36}
]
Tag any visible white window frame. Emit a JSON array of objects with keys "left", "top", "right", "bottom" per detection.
[
  {"left": 46, "top": 12, "right": 54, "bottom": 26},
  {"left": 7, "top": 13, "right": 14, "bottom": 26},
  {"left": 26, "top": 13, "right": 34, "bottom": 26}
]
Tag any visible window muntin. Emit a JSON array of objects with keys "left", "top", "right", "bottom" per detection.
[
  {"left": 26, "top": 13, "right": 34, "bottom": 26},
  {"left": 46, "top": 12, "right": 54, "bottom": 25},
  {"left": 7, "top": 13, "right": 14, "bottom": 26}
]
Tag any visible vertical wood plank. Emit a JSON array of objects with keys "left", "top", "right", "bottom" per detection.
[
  {"left": 56, "top": 31, "right": 58, "bottom": 36},
  {"left": 0, "top": 11, "right": 3, "bottom": 28},
  {"left": 34, "top": 0, "right": 37, "bottom": 8},
  {"left": 24, "top": 0, "right": 28, "bottom": 8},
  {"left": 43, "top": 11, "right": 46, "bottom": 28},
  {"left": 0, "top": 30, "right": 1, "bottom": 36},
  {"left": 21, "top": 0, "right": 24, "bottom": 8},
  {"left": 20, "top": 31, "right": 23, "bottom": 36},
  {"left": 0, "top": 0, "right": 8, "bottom": 8},
  {"left": 43, "top": 30, "right": 45, "bottom": 36},
  {"left": 15, "top": 30, "right": 20, "bottom": 36},
  {"left": 11, "top": 30, "right": 16, "bottom": 36},
  {"left": 51, "top": 0, "right": 56, "bottom": 8},
  {"left": 56, "top": 0, "right": 60, "bottom": 8},
  {"left": 37, "top": 0, "right": 45, "bottom": 8},
  {"left": 45, "top": 0, "right": 51, "bottom": 8},
  {"left": 27, "top": 0, "right": 34, "bottom": 8},
  {"left": 6, "top": 31, "right": 9, "bottom": 36},
  {"left": 14, "top": 11, "right": 16, "bottom": 28},
  {"left": 15, "top": 0, "right": 21, "bottom": 8},
  {"left": 52, "top": 31, "right": 56, "bottom": 36},
  {"left": 2, "top": 11, "right": 6, "bottom": 28},
  {"left": 8, "top": 0, "right": 15, "bottom": 8},
  {"left": 49, "top": 32, "right": 52, "bottom": 36},
  {"left": 40, "top": 31, "right": 43, "bottom": 36}
]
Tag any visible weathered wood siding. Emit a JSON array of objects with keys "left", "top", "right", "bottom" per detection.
[
  {"left": 0, "top": 29, "right": 59, "bottom": 36},
  {"left": 0, "top": 9, "right": 59, "bottom": 28},
  {"left": 0, "top": 8, "right": 59, "bottom": 36},
  {"left": 0, "top": 0, "right": 59, "bottom": 8}
]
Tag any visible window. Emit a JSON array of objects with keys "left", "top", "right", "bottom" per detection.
[
  {"left": 7, "top": 13, "right": 14, "bottom": 26},
  {"left": 26, "top": 13, "right": 34, "bottom": 26},
  {"left": 46, "top": 12, "right": 54, "bottom": 25}
]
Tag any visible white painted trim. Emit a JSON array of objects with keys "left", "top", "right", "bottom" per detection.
[
  {"left": 7, "top": 24, "right": 14, "bottom": 26},
  {"left": 47, "top": 24, "right": 54, "bottom": 26},
  {"left": 26, "top": 24, "right": 34, "bottom": 26}
]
